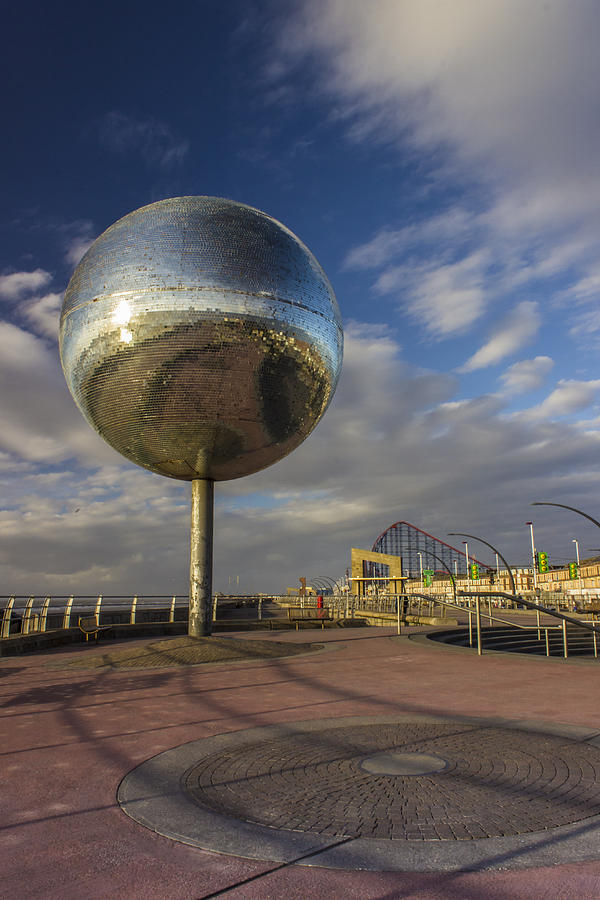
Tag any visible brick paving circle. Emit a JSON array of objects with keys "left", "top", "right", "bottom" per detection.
[{"left": 185, "top": 722, "right": 600, "bottom": 840}]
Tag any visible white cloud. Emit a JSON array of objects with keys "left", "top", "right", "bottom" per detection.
[
  {"left": 460, "top": 301, "right": 541, "bottom": 372},
  {"left": 4, "top": 324, "right": 600, "bottom": 593},
  {"left": 344, "top": 208, "right": 473, "bottom": 271},
  {"left": 0, "top": 269, "right": 52, "bottom": 300},
  {"left": 401, "top": 250, "right": 490, "bottom": 338},
  {"left": 23, "top": 292, "right": 62, "bottom": 339},
  {"left": 0, "top": 322, "right": 122, "bottom": 466},
  {"left": 526, "top": 379, "right": 600, "bottom": 420},
  {"left": 64, "top": 221, "right": 96, "bottom": 267},
  {"left": 281, "top": 2, "right": 600, "bottom": 203},
  {"left": 500, "top": 356, "right": 554, "bottom": 394},
  {"left": 278, "top": 0, "right": 600, "bottom": 347}
]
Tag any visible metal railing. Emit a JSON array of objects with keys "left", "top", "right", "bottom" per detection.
[
  {"left": 0, "top": 595, "right": 188, "bottom": 638},
  {"left": 411, "top": 590, "right": 600, "bottom": 659},
  {"left": 0, "top": 593, "right": 308, "bottom": 638},
  {"left": 310, "top": 590, "right": 600, "bottom": 659}
]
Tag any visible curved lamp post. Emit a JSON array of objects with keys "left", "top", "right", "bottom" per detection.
[
  {"left": 448, "top": 532, "right": 517, "bottom": 596},
  {"left": 532, "top": 501, "right": 600, "bottom": 530},
  {"left": 419, "top": 549, "right": 458, "bottom": 601}
]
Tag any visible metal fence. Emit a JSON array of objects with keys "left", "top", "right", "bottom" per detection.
[
  {"left": 0, "top": 595, "right": 190, "bottom": 638},
  {"left": 0, "top": 594, "right": 301, "bottom": 638}
]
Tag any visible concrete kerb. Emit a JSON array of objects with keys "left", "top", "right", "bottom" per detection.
[{"left": 118, "top": 713, "right": 600, "bottom": 873}]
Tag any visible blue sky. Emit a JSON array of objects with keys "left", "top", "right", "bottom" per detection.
[{"left": 3, "top": 0, "right": 600, "bottom": 595}]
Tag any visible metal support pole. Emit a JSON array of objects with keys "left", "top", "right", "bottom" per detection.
[
  {"left": 475, "top": 595, "right": 482, "bottom": 656},
  {"left": 189, "top": 478, "right": 214, "bottom": 638},
  {"left": 170, "top": 596, "right": 176, "bottom": 623},
  {"left": 130, "top": 595, "right": 137, "bottom": 624},
  {"left": 397, "top": 596, "right": 401, "bottom": 635},
  {"left": 536, "top": 607, "right": 541, "bottom": 642},
  {"left": 545, "top": 628, "right": 550, "bottom": 656},
  {"left": 594, "top": 629, "right": 598, "bottom": 659},
  {"left": 468, "top": 610, "right": 473, "bottom": 647},
  {"left": 562, "top": 618, "right": 568, "bottom": 659},
  {"left": 95, "top": 595, "right": 103, "bottom": 625}
]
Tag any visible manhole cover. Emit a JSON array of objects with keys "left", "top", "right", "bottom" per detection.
[
  {"left": 360, "top": 751, "right": 447, "bottom": 775},
  {"left": 185, "top": 722, "right": 600, "bottom": 840}
]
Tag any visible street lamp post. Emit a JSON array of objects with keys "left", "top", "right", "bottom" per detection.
[
  {"left": 572, "top": 538, "right": 581, "bottom": 595},
  {"left": 417, "top": 552, "right": 423, "bottom": 589},
  {"left": 448, "top": 532, "right": 517, "bottom": 597},
  {"left": 532, "top": 502, "right": 600, "bottom": 604},
  {"left": 526, "top": 521, "right": 538, "bottom": 592},
  {"left": 463, "top": 541, "right": 470, "bottom": 605}
]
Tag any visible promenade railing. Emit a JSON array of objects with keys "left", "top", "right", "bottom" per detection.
[{"left": 0, "top": 594, "right": 296, "bottom": 638}]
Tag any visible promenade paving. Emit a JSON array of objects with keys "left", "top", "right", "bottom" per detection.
[{"left": 3, "top": 625, "right": 600, "bottom": 898}]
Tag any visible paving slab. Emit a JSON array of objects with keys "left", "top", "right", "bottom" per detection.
[{"left": 3, "top": 626, "right": 600, "bottom": 898}]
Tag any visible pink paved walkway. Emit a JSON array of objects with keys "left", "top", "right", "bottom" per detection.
[{"left": 2, "top": 627, "right": 600, "bottom": 898}]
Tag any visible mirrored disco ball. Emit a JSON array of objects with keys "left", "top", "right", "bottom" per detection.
[{"left": 59, "top": 197, "right": 343, "bottom": 481}]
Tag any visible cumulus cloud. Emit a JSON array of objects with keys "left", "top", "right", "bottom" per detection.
[
  {"left": 500, "top": 356, "right": 554, "bottom": 394},
  {"left": 276, "top": 0, "right": 600, "bottom": 350},
  {"left": 63, "top": 221, "right": 96, "bottom": 267},
  {"left": 526, "top": 379, "right": 600, "bottom": 420},
  {"left": 344, "top": 208, "right": 473, "bottom": 271},
  {"left": 280, "top": 2, "right": 600, "bottom": 204},
  {"left": 402, "top": 250, "right": 490, "bottom": 338},
  {"left": 4, "top": 323, "right": 600, "bottom": 593},
  {"left": 460, "top": 301, "right": 541, "bottom": 372},
  {"left": 97, "top": 111, "right": 190, "bottom": 168},
  {"left": 0, "top": 269, "right": 52, "bottom": 300},
  {"left": 0, "top": 321, "right": 122, "bottom": 466},
  {"left": 22, "top": 292, "right": 62, "bottom": 339}
]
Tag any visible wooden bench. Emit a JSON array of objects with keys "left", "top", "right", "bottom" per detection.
[
  {"left": 287, "top": 607, "right": 333, "bottom": 630},
  {"left": 78, "top": 616, "right": 113, "bottom": 641}
]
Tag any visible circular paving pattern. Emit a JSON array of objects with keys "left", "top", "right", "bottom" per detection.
[
  {"left": 118, "top": 715, "right": 600, "bottom": 871},
  {"left": 184, "top": 722, "right": 600, "bottom": 840}
]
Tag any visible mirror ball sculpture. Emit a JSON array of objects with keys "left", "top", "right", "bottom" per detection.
[{"left": 59, "top": 196, "right": 343, "bottom": 636}]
